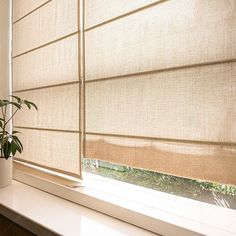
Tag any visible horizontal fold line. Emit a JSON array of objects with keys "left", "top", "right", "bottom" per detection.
[
  {"left": 85, "top": 58, "right": 236, "bottom": 83},
  {"left": 14, "top": 81, "right": 80, "bottom": 93},
  {"left": 15, "top": 126, "right": 80, "bottom": 133},
  {"left": 13, "top": 31, "right": 79, "bottom": 58},
  {"left": 86, "top": 132, "right": 236, "bottom": 147},
  {"left": 13, "top": 0, "right": 52, "bottom": 24},
  {"left": 14, "top": 159, "right": 81, "bottom": 179},
  {"left": 84, "top": 0, "right": 168, "bottom": 32}
]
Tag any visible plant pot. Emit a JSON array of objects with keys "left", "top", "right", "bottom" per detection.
[{"left": 0, "top": 157, "right": 12, "bottom": 188}]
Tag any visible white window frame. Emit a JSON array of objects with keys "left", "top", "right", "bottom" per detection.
[{"left": 13, "top": 162, "right": 236, "bottom": 236}]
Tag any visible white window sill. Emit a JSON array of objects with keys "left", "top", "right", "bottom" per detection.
[
  {"left": 0, "top": 180, "right": 157, "bottom": 236},
  {"left": 6, "top": 168, "right": 236, "bottom": 236}
]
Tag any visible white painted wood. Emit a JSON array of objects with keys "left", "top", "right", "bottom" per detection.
[
  {"left": 0, "top": 0, "right": 11, "bottom": 188},
  {"left": 0, "top": 180, "right": 157, "bottom": 236},
  {"left": 12, "top": 169, "right": 236, "bottom": 236},
  {"left": 0, "top": 158, "right": 12, "bottom": 188}
]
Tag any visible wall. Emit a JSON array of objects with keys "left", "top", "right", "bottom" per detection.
[{"left": 0, "top": 0, "right": 10, "bottom": 99}]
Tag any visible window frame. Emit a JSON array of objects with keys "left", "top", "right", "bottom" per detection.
[{"left": 13, "top": 162, "right": 236, "bottom": 236}]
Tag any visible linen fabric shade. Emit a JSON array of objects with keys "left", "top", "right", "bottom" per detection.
[
  {"left": 13, "top": 0, "right": 81, "bottom": 177},
  {"left": 13, "top": 0, "right": 236, "bottom": 185},
  {"left": 84, "top": 0, "right": 236, "bottom": 185}
]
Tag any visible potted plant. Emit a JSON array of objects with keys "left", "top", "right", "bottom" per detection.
[{"left": 0, "top": 95, "right": 37, "bottom": 188}]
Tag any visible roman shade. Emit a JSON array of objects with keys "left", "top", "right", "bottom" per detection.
[
  {"left": 13, "top": 0, "right": 236, "bottom": 185},
  {"left": 84, "top": 0, "right": 236, "bottom": 185},
  {"left": 13, "top": 0, "right": 81, "bottom": 178}
]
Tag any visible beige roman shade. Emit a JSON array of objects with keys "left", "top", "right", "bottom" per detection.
[
  {"left": 12, "top": 0, "right": 81, "bottom": 178},
  {"left": 84, "top": 0, "right": 236, "bottom": 185},
  {"left": 13, "top": 0, "right": 236, "bottom": 185}
]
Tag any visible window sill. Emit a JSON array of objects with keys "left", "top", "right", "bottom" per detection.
[
  {"left": 11, "top": 167, "right": 236, "bottom": 236},
  {"left": 0, "top": 180, "right": 157, "bottom": 236}
]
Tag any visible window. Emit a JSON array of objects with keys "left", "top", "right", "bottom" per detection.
[
  {"left": 84, "top": 159, "right": 236, "bottom": 209},
  {"left": 13, "top": 0, "right": 236, "bottom": 202}
]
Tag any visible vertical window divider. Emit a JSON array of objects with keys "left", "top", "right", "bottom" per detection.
[{"left": 79, "top": 0, "right": 85, "bottom": 178}]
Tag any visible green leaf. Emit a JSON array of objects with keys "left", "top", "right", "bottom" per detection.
[
  {"left": 0, "top": 100, "right": 7, "bottom": 107},
  {"left": 11, "top": 95, "right": 21, "bottom": 103},
  {"left": 3, "top": 140, "right": 11, "bottom": 159},
  {"left": 27, "top": 101, "right": 38, "bottom": 110},
  {"left": 24, "top": 101, "right": 31, "bottom": 109},
  {"left": 11, "top": 141, "right": 17, "bottom": 156},
  {"left": 9, "top": 101, "right": 21, "bottom": 109},
  {"left": 12, "top": 131, "right": 21, "bottom": 134},
  {"left": 12, "top": 135, "right": 23, "bottom": 151},
  {"left": 11, "top": 139, "right": 22, "bottom": 154},
  {"left": 2, "top": 130, "right": 9, "bottom": 136},
  {"left": 2, "top": 100, "right": 9, "bottom": 105}
]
